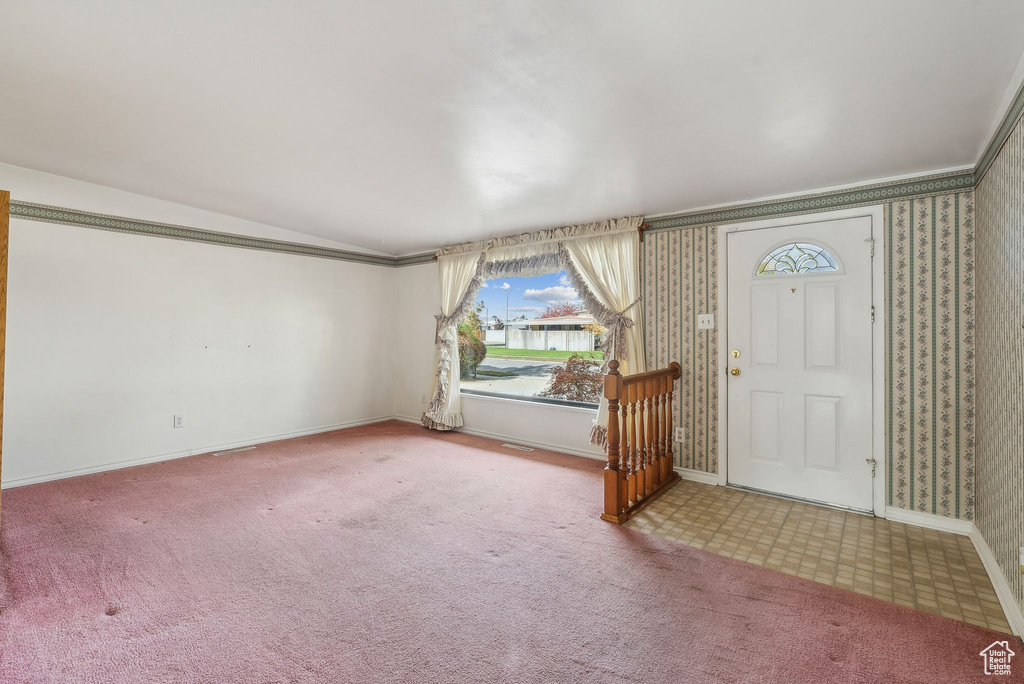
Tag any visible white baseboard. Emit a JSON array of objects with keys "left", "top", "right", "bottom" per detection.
[
  {"left": 391, "top": 411, "right": 606, "bottom": 458},
  {"left": 884, "top": 506, "right": 975, "bottom": 535},
  {"left": 453, "top": 426, "right": 605, "bottom": 461},
  {"left": 675, "top": 467, "right": 719, "bottom": 485},
  {"left": 395, "top": 414, "right": 606, "bottom": 461},
  {"left": 1, "top": 415, "right": 395, "bottom": 489},
  {"left": 969, "top": 526, "right": 1024, "bottom": 637}
]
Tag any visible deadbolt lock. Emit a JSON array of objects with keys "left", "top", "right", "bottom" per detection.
[
  {"left": 731, "top": 349, "right": 740, "bottom": 358},
  {"left": 730, "top": 367, "right": 741, "bottom": 376}
]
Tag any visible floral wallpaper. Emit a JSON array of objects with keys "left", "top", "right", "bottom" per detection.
[
  {"left": 886, "top": 193, "right": 976, "bottom": 519},
  {"left": 976, "top": 114, "right": 1024, "bottom": 614},
  {"left": 642, "top": 226, "right": 718, "bottom": 474},
  {"left": 641, "top": 191, "right": 977, "bottom": 519}
]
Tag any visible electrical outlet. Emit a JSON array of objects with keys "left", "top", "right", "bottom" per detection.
[
  {"left": 697, "top": 314, "right": 715, "bottom": 330},
  {"left": 1019, "top": 546, "right": 1024, "bottom": 575},
  {"left": 173, "top": 414, "right": 184, "bottom": 429},
  {"left": 675, "top": 427, "right": 685, "bottom": 443}
]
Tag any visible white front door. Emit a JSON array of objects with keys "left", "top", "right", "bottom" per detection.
[{"left": 726, "top": 217, "right": 874, "bottom": 511}]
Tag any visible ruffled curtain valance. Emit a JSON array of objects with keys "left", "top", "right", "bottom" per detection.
[
  {"left": 435, "top": 217, "right": 640, "bottom": 258},
  {"left": 422, "top": 217, "right": 647, "bottom": 444}
]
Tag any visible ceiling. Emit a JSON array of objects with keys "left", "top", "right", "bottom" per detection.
[{"left": 1, "top": 1, "right": 1022, "bottom": 256}]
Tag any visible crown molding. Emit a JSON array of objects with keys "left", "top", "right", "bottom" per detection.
[
  {"left": 9, "top": 200, "right": 436, "bottom": 268},
  {"left": 644, "top": 169, "right": 975, "bottom": 231},
  {"left": 976, "top": 76, "right": 1024, "bottom": 183},
  {"left": 394, "top": 252, "right": 436, "bottom": 266}
]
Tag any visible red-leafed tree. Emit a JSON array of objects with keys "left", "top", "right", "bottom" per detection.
[
  {"left": 539, "top": 354, "right": 603, "bottom": 403},
  {"left": 539, "top": 301, "right": 584, "bottom": 319}
]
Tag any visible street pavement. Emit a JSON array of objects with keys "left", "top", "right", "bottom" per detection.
[{"left": 461, "top": 358, "right": 558, "bottom": 396}]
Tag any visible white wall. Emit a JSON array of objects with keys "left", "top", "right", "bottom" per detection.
[
  {"left": 393, "top": 262, "right": 440, "bottom": 421},
  {"left": 483, "top": 329, "right": 505, "bottom": 345},
  {"left": 393, "top": 262, "right": 604, "bottom": 461},
  {"left": 459, "top": 394, "right": 604, "bottom": 460},
  {"left": 506, "top": 328, "right": 594, "bottom": 352},
  {"left": 1, "top": 166, "right": 396, "bottom": 486}
]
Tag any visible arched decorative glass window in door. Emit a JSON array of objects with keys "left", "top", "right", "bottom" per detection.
[{"left": 755, "top": 243, "right": 839, "bottom": 276}]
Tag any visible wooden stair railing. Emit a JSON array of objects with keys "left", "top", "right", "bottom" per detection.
[{"left": 601, "top": 359, "right": 682, "bottom": 524}]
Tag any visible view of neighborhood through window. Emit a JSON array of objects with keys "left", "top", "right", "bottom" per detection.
[{"left": 458, "top": 270, "right": 605, "bottom": 405}]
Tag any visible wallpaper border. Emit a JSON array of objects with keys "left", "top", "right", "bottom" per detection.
[
  {"left": 8, "top": 201, "right": 436, "bottom": 268},
  {"left": 644, "top": 170, "right": 975, "bottom": 231},
  {"left": 7, "top": 169, "right": 975, "bottom": 271}
]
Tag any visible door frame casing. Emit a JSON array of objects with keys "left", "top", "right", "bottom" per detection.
[{"left": 715, "top": 205, "right": 886, "bottom": 517}]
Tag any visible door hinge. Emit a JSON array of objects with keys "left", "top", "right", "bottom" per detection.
[
  {"left": 871, "top": 305, "right": 875, "bottom": 323},
  {"left": 866, "top": 458, "right": 877, "bottom": 477},
  {"left": 865, "top": 237, "right": 875, "bottom": 257}
]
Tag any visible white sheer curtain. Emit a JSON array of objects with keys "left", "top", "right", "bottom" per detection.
[
  {"left": 421, "top": 250, "right": 485, "bottom": 430},
  {"left": 560, "top": 227, "right": 645, "bottom": 445}
]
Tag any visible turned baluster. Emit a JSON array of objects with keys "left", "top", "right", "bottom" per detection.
[
  {"left": 618, "top": 385, "right": 626, "bottom": 507},
  {"left": 602, "top": 360, "right": 624, "bottom": 520},
  {"left": 651, "top": 376, "right": 661, "bottom": 485},
  {"left": 661, "top": 378, "right": 669, "bottom": 481},
  {"left": 647, "top": 376, "right": 655, "bottom": 493},
  {"left": 629, "top": 381, "right": 641, "bottom": 505},
  {"left": 618, "top": 392, "right": 627, "bottom": 476},
  {"left": 634, "top": 381, "right": 646, "bottom": 503},
  {"left": 642, "top": 379, "right": 654, "bottom": 496},
  {"left": 660, "top": 375, "right": 669, "bottom": 482},
  {"left": 658, "top": 380, "right": 665, "bottom": 484},
  {"left": 660, "top": 375, "right": 670, "bottom": 481},
  {"left": 618, "top": 385, "right": 626, "bottom": 511},
  {"left": 636, "top": 382, "right": 646, "bottom": 501}
]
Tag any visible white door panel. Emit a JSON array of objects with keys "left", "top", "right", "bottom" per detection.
[
  {"left": 805, "top": 283, "right": 838, "bottom": 369},
  {"left": 727, "top": 217, "right": 874, "bottom": 511}
]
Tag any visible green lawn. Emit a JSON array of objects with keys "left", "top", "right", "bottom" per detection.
[{"left": 485, "top": 345, "right": 604, "bottom": 362}]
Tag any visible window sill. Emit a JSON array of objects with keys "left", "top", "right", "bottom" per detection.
[{"left": 460, "top": 389, "right": 599, "bottom": 412}]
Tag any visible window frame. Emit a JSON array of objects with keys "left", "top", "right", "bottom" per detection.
[
  {"left": 754, "top": 240, "right": 843, "bottom": 277},
  {"left": 460, "top": 387, "right": 599, "bottom": 410}
]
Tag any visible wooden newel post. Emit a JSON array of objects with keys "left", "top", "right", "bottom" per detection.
[{"left": 602, "top": 360, "right": 623, "bottom": 521}]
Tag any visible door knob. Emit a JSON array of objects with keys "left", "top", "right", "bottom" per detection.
[{"left": 730, "top": 367, "right": 741, "bottom": 376}]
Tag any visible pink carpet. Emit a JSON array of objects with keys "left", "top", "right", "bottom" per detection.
[{"left": 0, "top": 421, "right": 1019, "bottom": 683}]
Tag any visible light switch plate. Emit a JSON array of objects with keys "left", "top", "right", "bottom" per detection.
[{"left": 697, "top": 314, "right": 715, "bottom": 330}]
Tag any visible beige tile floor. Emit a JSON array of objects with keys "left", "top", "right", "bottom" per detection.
[{"left": 625, "top": 479, "right": 1013, "bottom": 634}]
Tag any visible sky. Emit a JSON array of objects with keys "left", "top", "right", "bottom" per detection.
[{"left": 476, "top": 270, "right": 581, "bottom": 323}]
